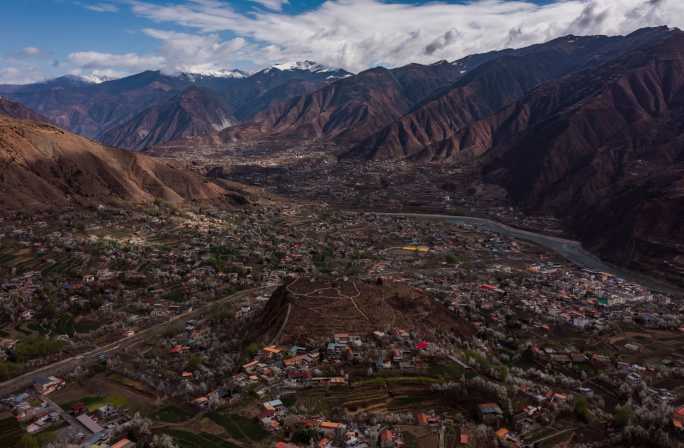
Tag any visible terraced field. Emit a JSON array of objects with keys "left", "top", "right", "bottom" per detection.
[
  {"left": 297, "top": 379, "right": 444, "bottom": 416},
  {"left": 163, "top": 429, "right": 240, "bottom": 448},
  {"left": 207, "top": 412, "right": 270, "bottom": 443}
]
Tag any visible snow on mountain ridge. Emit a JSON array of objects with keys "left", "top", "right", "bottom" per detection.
[
  {"left": 80, "top": 74, "right": 118, "bottom": 84},
  {"left": 265, "top": 60, "right": 341, "bottom": 74},
  {"left": 181, "top": 69, "right": 250, "bottom": 81}
]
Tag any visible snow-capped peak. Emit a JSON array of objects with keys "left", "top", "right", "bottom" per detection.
[
  {"left": 80, "top": 74, "right": 118, "bottom": 84},
  {"left": 183, "top": 68, "right": 249, "bottom": 79},
  {"left": 182, "top": 68, "right": 250, "bottom": 80},
  {"left": 265, "top": 60, "right": 338, "bottom": 74}
]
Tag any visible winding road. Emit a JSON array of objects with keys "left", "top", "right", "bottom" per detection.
[{"left": 0, "top": 287, "right": 263, "bottom": 396}]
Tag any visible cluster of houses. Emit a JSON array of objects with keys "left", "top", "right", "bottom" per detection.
[
  {"left": 1, "top": 375, "right": 138, "bottom": 448},
  {"left": 2, "top": 377, "right": 66, "bottom": 436},
  {"left": 2, "top": 389, "right": 62, "bottom": 436}
]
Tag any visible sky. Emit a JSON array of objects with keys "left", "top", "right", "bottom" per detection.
[{"left": 0, "top": 0, "right": 681, "bottom": 84}]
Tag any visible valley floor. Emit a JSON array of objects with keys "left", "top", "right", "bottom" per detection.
[{"left": 0, "top": 193, "right": 683, "bottom": 447}]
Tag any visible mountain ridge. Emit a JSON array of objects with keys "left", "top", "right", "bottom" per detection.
[{"left": 0, "top": 114, "right": 236, "bottom": 210}]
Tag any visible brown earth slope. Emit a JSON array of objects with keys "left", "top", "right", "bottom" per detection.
[
  {"left": 252, "top": 278, "right": 475, "bottom": 345},
  {"left": 0, "top": 115, "right": 231, "bottom": 209},
  {"left": 0, "top": 97, "right": 48, "bottom": 122}
]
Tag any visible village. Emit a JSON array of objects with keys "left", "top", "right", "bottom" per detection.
[{"left": 0, "top": 198, "right": 683, "bottom": 448}]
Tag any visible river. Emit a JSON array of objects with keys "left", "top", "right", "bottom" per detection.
[{"left": 375, "top": 212, "right": 683, "bottom": 296}]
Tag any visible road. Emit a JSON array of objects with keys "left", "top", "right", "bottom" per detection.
[
  {"left": 0, "top": 287, "right": 263, "bottom": 396},
  {"left": 526, "top": 427, "right": 575, "bottom": 446},
  {"left": 374, "top": 212, "right": 683, "bottom": 296}
]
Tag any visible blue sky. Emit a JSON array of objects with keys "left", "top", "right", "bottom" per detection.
[{"left": 0, "top": 0, "right": 677, "bottom": 83}]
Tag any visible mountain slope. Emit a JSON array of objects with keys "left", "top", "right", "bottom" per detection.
[
  {"left": 98, "top": 86, "right": 236, "bottom": 150},
  {"left": 479, "top": 31, "right": 684, "bottom": 279},
  {"left": 213, "top": 62, "right": 466, "bottom": 145},
  {"left": 246, "top": 67, "right": 413, "bottom": 142},
  {"left": 0, "top": 71, "right": 188, "bottom": 139},
  {"left": 0, "top": 97, "right": 48, "bottom": 122},
  {"left": 0, "top": 115, "right": 230, "bottom": 209},
  {"left": 349, "top": 27, "right": 675, "bottom": 160}
]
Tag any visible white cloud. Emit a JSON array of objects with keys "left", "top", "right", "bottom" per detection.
[
  {"left": 70, "top": 68, "right": 128, "bottom": 83},
  {"left": 0, "top": 48, "right": 49, "bottom": 83},
  {"left": 5, "top": 0, "right": 682, "bottom": 84},
  {"left": 0, "top": 65, "right": 47, "bottom": 84},
  {"left": 83, "top": 2, "right": 119, "bottom": 13},
  {"left": 251, "top": 0, "right": 289, "bottom": 12},
  {"left": 142, "top": 29, "right": 252, "bottom": 74},
  {"left": 21, "top": 47, "right": 42, "bottom": 57},
  {"left": 68, "top": 51, "right": 165, "bottom": 71},
  {"left": 129, "top": 0, "right": 683, "bottom": 72}
]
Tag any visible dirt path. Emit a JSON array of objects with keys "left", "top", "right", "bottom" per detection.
[{"left": 271, "top": 303, "right": 292, "bottom": 344}]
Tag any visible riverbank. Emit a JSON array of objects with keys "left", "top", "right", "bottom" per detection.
[{"left": 373, "top": 212, "right": 683, "bottom": 297}]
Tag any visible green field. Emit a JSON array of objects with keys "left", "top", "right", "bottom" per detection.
[
  {"left": 153, "top": 405, "right": 195, "bottom": 423},
  {"left": 164, "top": 430, "right": 239, "bottom": 448},
  {"left": 0, "top": 417, "right": 23, "bottom": 447},
  {"left": 207, "top": 412, "right": 269, "bottom": 442},
  {"left": 61, "top": 395, "right": 128, "bottom": 412}
]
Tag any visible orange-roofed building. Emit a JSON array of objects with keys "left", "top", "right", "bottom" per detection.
[
  {"left": 380, "top": 429, "right": 393, "bottom": 445},
  {"left": 496, "top": 428, "right": 510, "bottom": 440},
  {"left": 320, "top": 421, "right": 344, "bottom": 430},
  {"left": 416, "top": 412, "right": 429, "bottom": 425},
  {"left": 275, "top": 442, "right": 298, "bottom": 448},
  {"left": 242, "top": 360, "right": 259, "bottom": 370},
  {"left": 111, "top": 439, "right": 136, "bottom": 448}
]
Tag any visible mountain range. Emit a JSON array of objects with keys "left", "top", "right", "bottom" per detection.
[
  {"left": 0, "top": 62, "right": 352, "bottom": 151},
  {"left": 1, "top": 27, "right": 682, "bottom": 282}
]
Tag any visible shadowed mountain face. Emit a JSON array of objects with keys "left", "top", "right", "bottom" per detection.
[
  {"left": 0, "top": 114, "right": 232, "bottom": 209},
  {"left": 0, "top": 72, "right": 188, "bottom": 139},
  {"left": 349, "top": 27, "right": 675, "bottom": 161},
  {"left": 0, "top": 96, "right": 50, "bottom": 122},
  {"left": 97, "top": 86, "right": 237, "bottom": 151},
  {"left": 476, "top": 31, "right": 684, "bottom": 280}
]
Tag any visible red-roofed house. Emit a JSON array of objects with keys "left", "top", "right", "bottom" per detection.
[{"left": 673, "top": 407, "right": 684, "bottom": 431}]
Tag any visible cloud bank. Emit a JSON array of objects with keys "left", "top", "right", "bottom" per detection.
[
  {"left": 2, "top": 0, "right": 683, "bottom": 83},
  {"left": 126, "top": 0, "right": 681, "bottom": 72}
]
